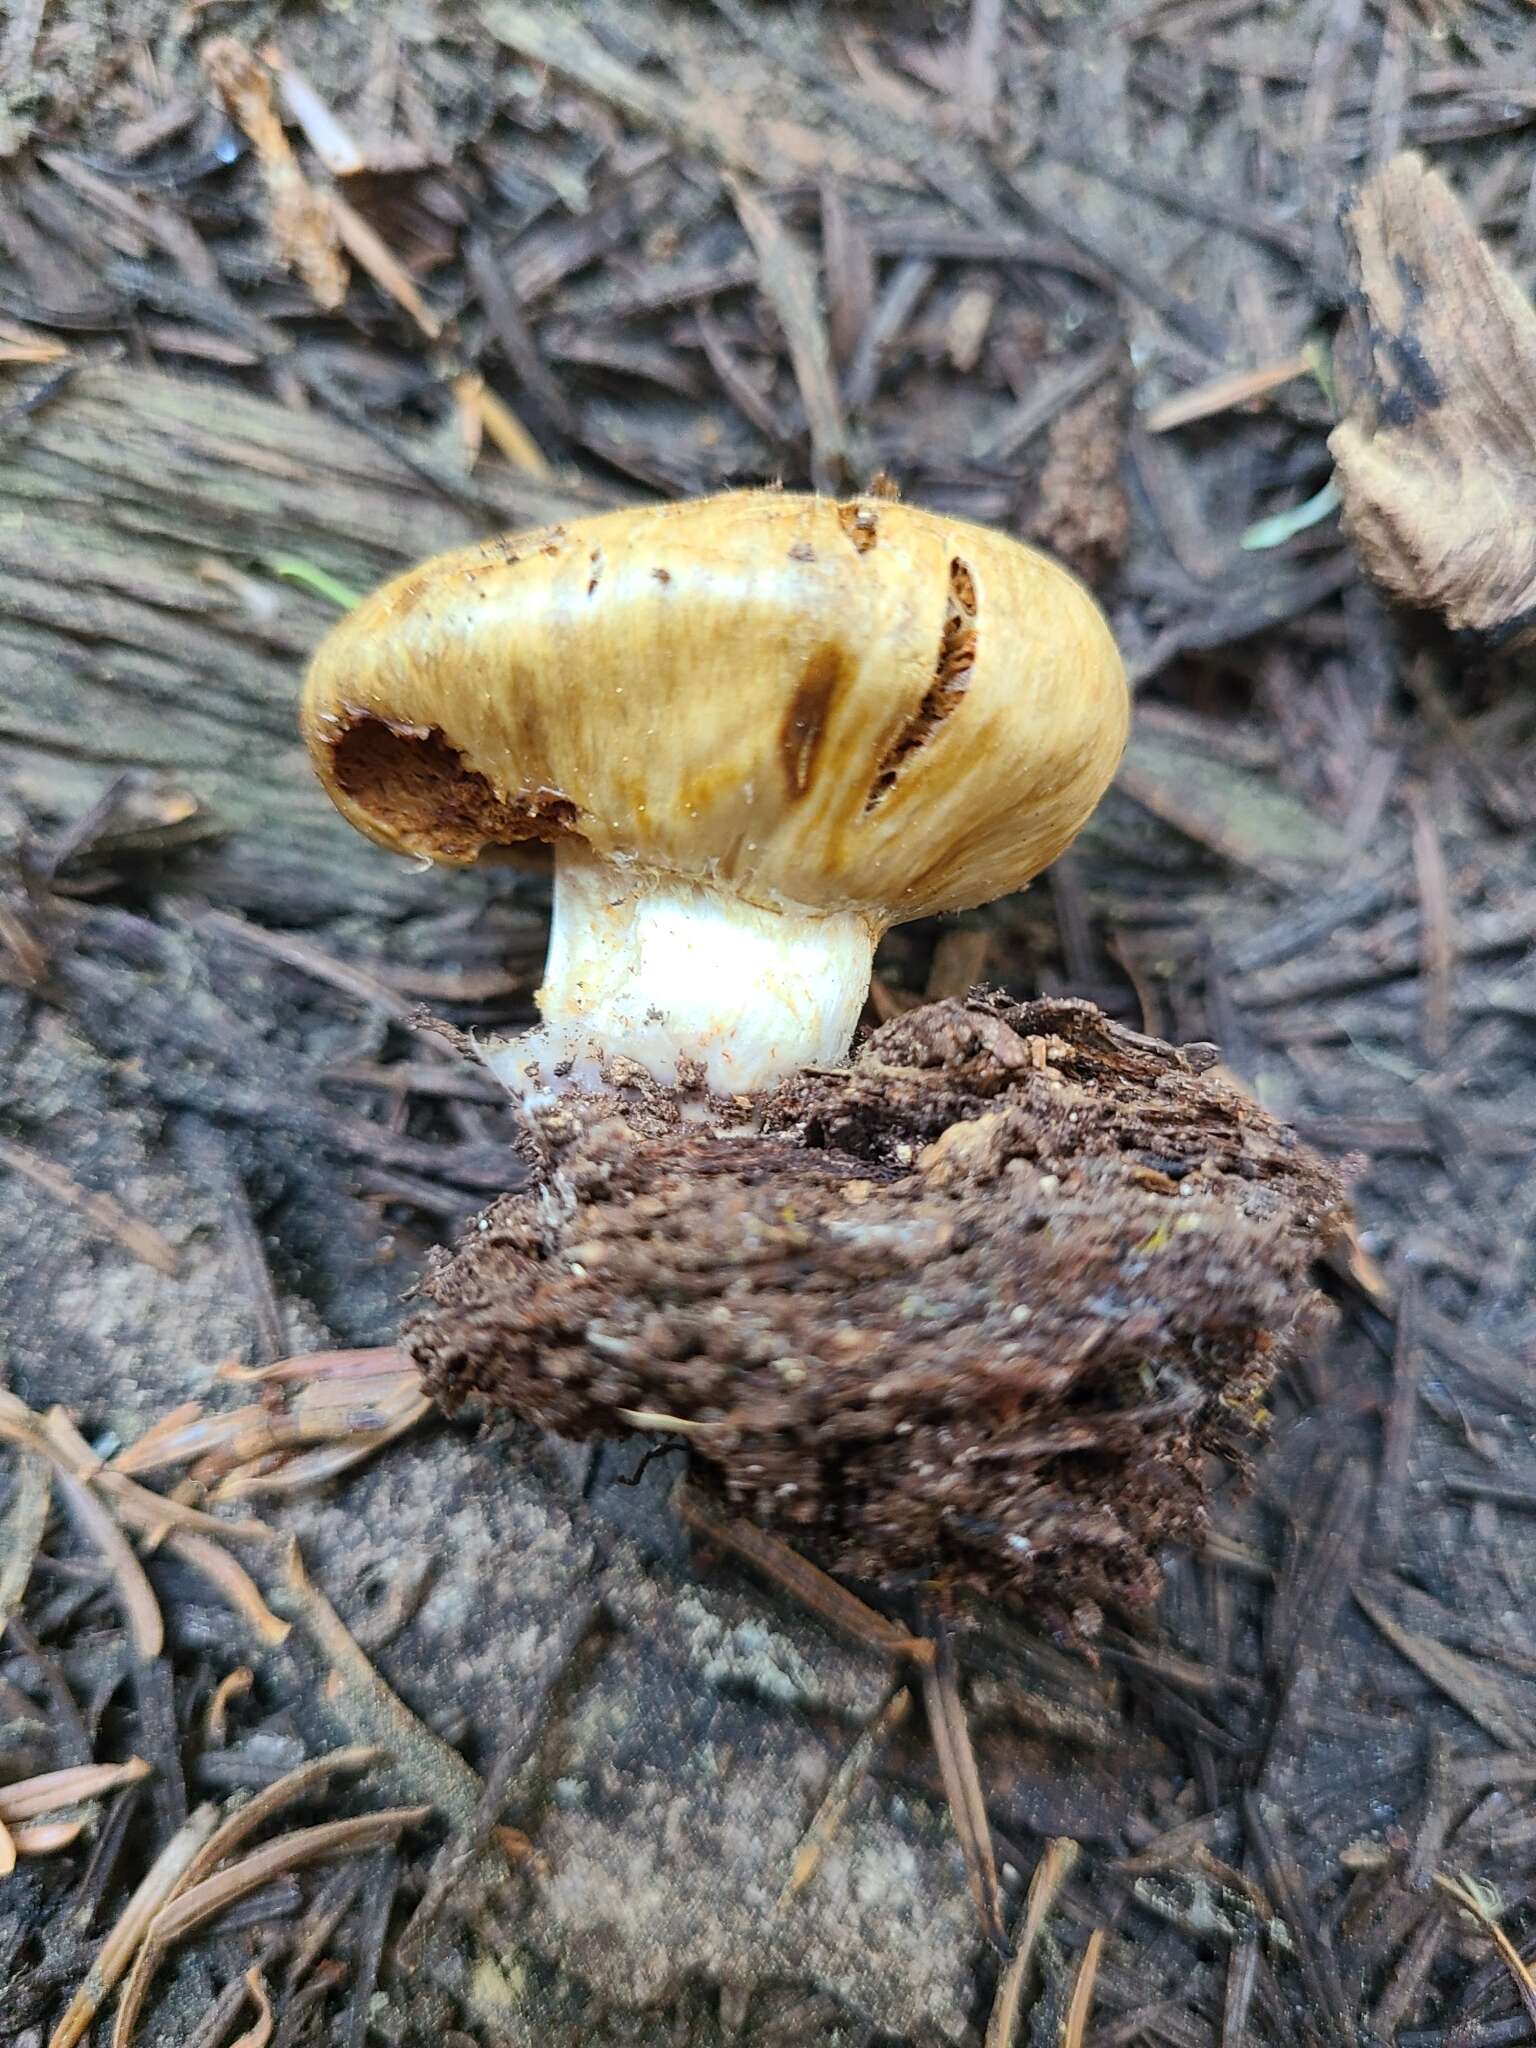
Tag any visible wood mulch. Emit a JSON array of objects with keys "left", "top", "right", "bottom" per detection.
[{"left": 3, "top": 3, "right": 1536, "bottom": 2044}]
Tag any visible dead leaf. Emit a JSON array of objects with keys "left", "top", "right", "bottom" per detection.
[
  {"left": 202, "top": 38, "right": 347, "bottom": 312},
  {"left": 1331, "top": 153, "right": 1536, "bottom": 646}
]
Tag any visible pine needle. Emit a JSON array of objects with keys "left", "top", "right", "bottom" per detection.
[{"left": 983, "top": 1837, "right": 1081, "bottom": 2047}]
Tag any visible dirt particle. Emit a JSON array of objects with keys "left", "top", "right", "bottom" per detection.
[{"left": 837, "top": 501, "right": 879, "bottom": 553}]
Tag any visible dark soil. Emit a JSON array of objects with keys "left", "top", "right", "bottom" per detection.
[
  {"left": 416, "top": 997, "right": 1345, "bottom": 1632},
  {"left": 3, "top": 4, "right": 1536, "bottom": 2047}
]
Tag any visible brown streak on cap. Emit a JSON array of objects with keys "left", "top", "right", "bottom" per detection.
[{"left": 780, "top": 643, "right": 845, "bottom": 800}]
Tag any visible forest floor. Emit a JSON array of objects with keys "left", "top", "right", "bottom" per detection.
[{"left": 3, "top": 4, "right": 1536, "bottom": 2045}]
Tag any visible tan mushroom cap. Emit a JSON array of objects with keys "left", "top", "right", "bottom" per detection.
[{"left": 302, "top": 490, "right": 1128, "bottom": 927}]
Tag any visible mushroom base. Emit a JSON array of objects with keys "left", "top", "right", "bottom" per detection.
[
  {"left": 411, "top": 996, "right": 1346, "bottom": 1636},
  {"left": 482, "top": 844, "right": 879, "bottom": 1100}
]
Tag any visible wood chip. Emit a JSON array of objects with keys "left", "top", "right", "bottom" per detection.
[
  {"left": 1374, "top": 1273, "right": 1422, "bottom": 1558},
  {"left": 975, "top": 337, "right": 1120, "bottom": 464},
  {"left": 0, "top": 1445, "right": 50, "bottom": 1632},
  {"left": 926, "top": 929, "right": 995, "bottom": 1001},
  {"left": 779, "top": 1686, "right": 911, "bottom": 1904},
  {"left": 1331, "top": 152, "right": 1536, "bottom": 644},
  {"left": 820, "top": 178, "right": 874, "bottom": 364},
  {"left": 1407, "top": 784, "right": 1453, "bottom": 1061},
  {"left": 485, "top": 5, "right": 900, "bottom": 189},
  {"left": 1355, "top": 1582, "right": 1536, "bottom": 1749},
  {"left": 1118, "top": 725, "right": 1347, "bottom": 881},
  {"left": 202, "top": 38, "right": 347, "bottom": 311},
  {"left": 675, "top": 1485, "right": 934, "bottom": 1666},
  {"left": 726, "top": 175, "right": 851, "bottom": 492},
  {"left": 277, "top": 1540, "right": 484, "bottom": 1829},
  {"left": 485, "top": 4, "right": 741, "bottom": 164}
]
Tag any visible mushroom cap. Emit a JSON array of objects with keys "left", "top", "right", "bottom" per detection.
[{"left": 301, "top": 490, "right": 1128, "bottom": 926}]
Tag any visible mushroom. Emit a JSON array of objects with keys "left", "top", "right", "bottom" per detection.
[
  {"left": 302, "top": 491, "right": 1128, "bottom": 1095},
  {"left": 297, "top": 492, "right": 1346, "bottom": 1631}
]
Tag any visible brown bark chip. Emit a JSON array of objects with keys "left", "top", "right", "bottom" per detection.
[
  {"left": 411, "top": 998, "right": 1345, "bottom": 1635},
  {"left": 1331, "top": 152, "right": 1536, "bottom": 647}
]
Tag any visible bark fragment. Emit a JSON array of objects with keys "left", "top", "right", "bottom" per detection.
[{"left": 1330, "top": 152, "right": 1536, "bottom": 647}]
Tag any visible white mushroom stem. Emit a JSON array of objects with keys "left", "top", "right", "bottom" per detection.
[{"left": 481, "top": 840, "right": 879, "bottom": 1099}]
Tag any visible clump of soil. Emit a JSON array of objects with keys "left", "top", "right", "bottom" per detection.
[{"left": 411, "top": 998, "right": 1346, "bottom": 1635}]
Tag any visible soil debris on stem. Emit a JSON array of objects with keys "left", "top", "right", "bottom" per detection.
[{"left": 412, "top": 995, "right": 1346, "bottom": 1637}]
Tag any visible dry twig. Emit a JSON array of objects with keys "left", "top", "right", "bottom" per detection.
[
  {"left": 0, "top": 1133, "right": 178, "bottom": 1275},
  {"left": 675, "top": 1486, "right": 934, "bottom": 1665},
  {"left": 779, "top": 1686, "right": 911, "bottom": 1904},
  {"left": 984, "top": 1837, "right": 1081, "bottom": 2047},
  {"left": 49, "top": 1803, "right": 221, "bottom": 2048},
  {"left": 923, "top": 1633, "right": 1006, "bottom": 1950},
  {"left": 277, "top": 1541, "right": 484, "bottom": 1829}
]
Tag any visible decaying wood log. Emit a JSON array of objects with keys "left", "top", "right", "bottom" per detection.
[
  {"left": 0, "top": 363, "right": 604, "bottom": 918},
  {"left": 1330, "top": 152, "right": 1536, "bottom": 649}
]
